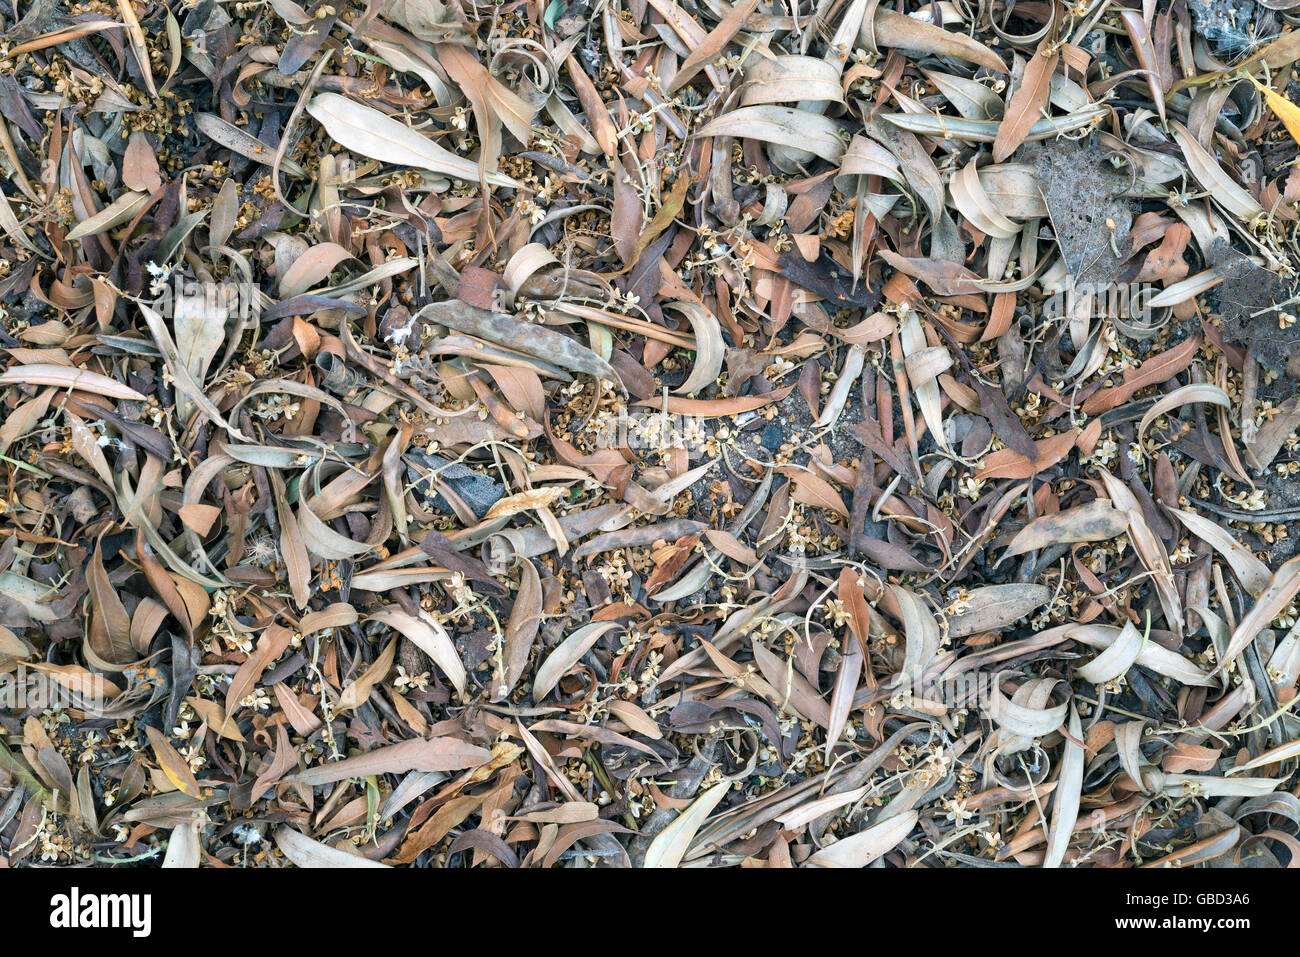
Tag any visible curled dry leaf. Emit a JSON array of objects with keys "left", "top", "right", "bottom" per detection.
[
  {"left": 803, "top": 809, "right": 918, "bottom": 867},
  {"left": 274, "top": 826, "right": 392, "bottom": 868},
  {"left": 644, "top": 780, "right": 732, "bottom": 869},
  {"left": 532, "top": 621, "right": 621, "bottom": 701},
  {"left": 368, "top": 608, "right": 467, "bottom": 697},
  {"left": 307, "top": 93, "right": 520, "bottom": 188}
]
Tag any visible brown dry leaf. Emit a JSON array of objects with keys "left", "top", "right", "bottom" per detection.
[
  {"left": 668, "top": 0, "right": 761, "bottom": 95},
  {"left": 1097, "top": 469, "right": 1184, "bottom": 637},
  {"left": 976, "top": 430, "right": 1078, "bottom": 481},
  {"left": 631, "top": 384, "right": 795, "bottom": 418},
  {"left": 565, "top": 53, "right": 618, "bottom": 159},
  {"left": 872, "top": 9, "right": 1005, "bottom": 72},
  {"left": 1119, "top": 11, "right": 1166, "bottom": 124},
  {"left": 1065, "top": 624, "right": 1212, "bottom": 687},
  {"left": 66, "top": 190, "right": 151, "bottom": 241},
  {"left": 0, "top": 363, "right": 148, "bottom": 401},
  {"left": 273, "top": 473, "right": 311, "bottom": 609},
  {"left": 484, "top": 486, "right": 567, "bottom": 521},
  {"left": 643, "top": 780, "right": 731, "bottom": 869},
  {"left": 1170, "top": 506, "right": 1271, "bottom": 595},
  {"left": 694, "top": 106, "right": 849, "bottom": 165},
  {"left": 607, "top": 699, "right": 663, "bottom": 740},
  {"left": 495, "top": 557, "right": 541, "bottom": 700},
  {"left": 178, "top": 502, "right": 221, "bottom": 536},
  {"left": 306, "top": 93, "right": 520, "bottom": 187},
  {"left": 611, "top": 163, "right": 643, "bottom": 267},
  {"left": 750, "top": 641, "right": 832, "bottom": 728},
  {"left": 368, "top": 608, "right": 467, "bottom": 697},
  {"left": 86, "top": 542, "right": 133, "bottom": 667},
  {"left": 824, "top": 635, "right": 862, "bottom": 761},
  {"left": 785, "top": 468, "right": 850, "bottom": 521},
  {"left": 993, "top": 44, "right": 1059, "bottom": 163},
  {"left": 279, "top": 242, "right": 354, "bottom": 297},
  {"left": 122, "top": 132, "right": 163, "bottom": 193},
  {"left": 1080, "top": 336, "right": 1200, "bottom": 415},
  {"left": 337, "top": 637, "right": 397, "bottom": 710},
  {"left": 1003, "top": 499, "right": 1129, "bottom": 558},
  {"left": 891, "top": 584, "right": 940, "bottom": 688},
  {"left": 6, "top": 19, "right": 125, "bottom": 57},
  {"left": 1215, "top": 555, "right": 1300, "bottom": 678},
  {"left": 185, "top": 696, "right": 245, "bottom": 743},
  {"left": 1044, "top": 704, "right": 1084, "bottom": 868}
]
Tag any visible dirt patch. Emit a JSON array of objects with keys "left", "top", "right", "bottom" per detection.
[
  {"left": 1252, "top": 467, "right": 1300, "bottom": 565},
  {"left": 1031, "top": 140, "right": 1136, "bottom": 286},
  {"left": 1210, "top": 242, "right": 1300, "bottom": 377}
]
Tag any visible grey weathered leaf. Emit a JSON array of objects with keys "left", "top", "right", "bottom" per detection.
[
  {"left": 307, "top": 93, "right": 519, "bottom": 187},
  {"left": 287, "top": 737, "right": 490, "bottom": 785},
  {"left": 946, "top": 585, "right": 1051, "bottom": 637}
]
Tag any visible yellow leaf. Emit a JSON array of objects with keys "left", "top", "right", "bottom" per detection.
[
  {"left": 1249, "top": 75, "right": 1300, "bottom": 145},
  {"left": 145, "top": 725, "right": 201, "bottom": 798}
]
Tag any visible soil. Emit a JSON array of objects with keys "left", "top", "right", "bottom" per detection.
[
  {"left": 680, "top": 348, "right": 873, "bottom": 529},
  {"left": 1253, "top": 467, "right": 1300, "bottom": 565},
  {"left": 1210, "top": 242, "right": 1300, "bottom": 377}
]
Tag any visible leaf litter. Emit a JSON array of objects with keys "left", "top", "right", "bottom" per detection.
[{"left": 1, "top": 0, "right": 1300, "bottom": 872}]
